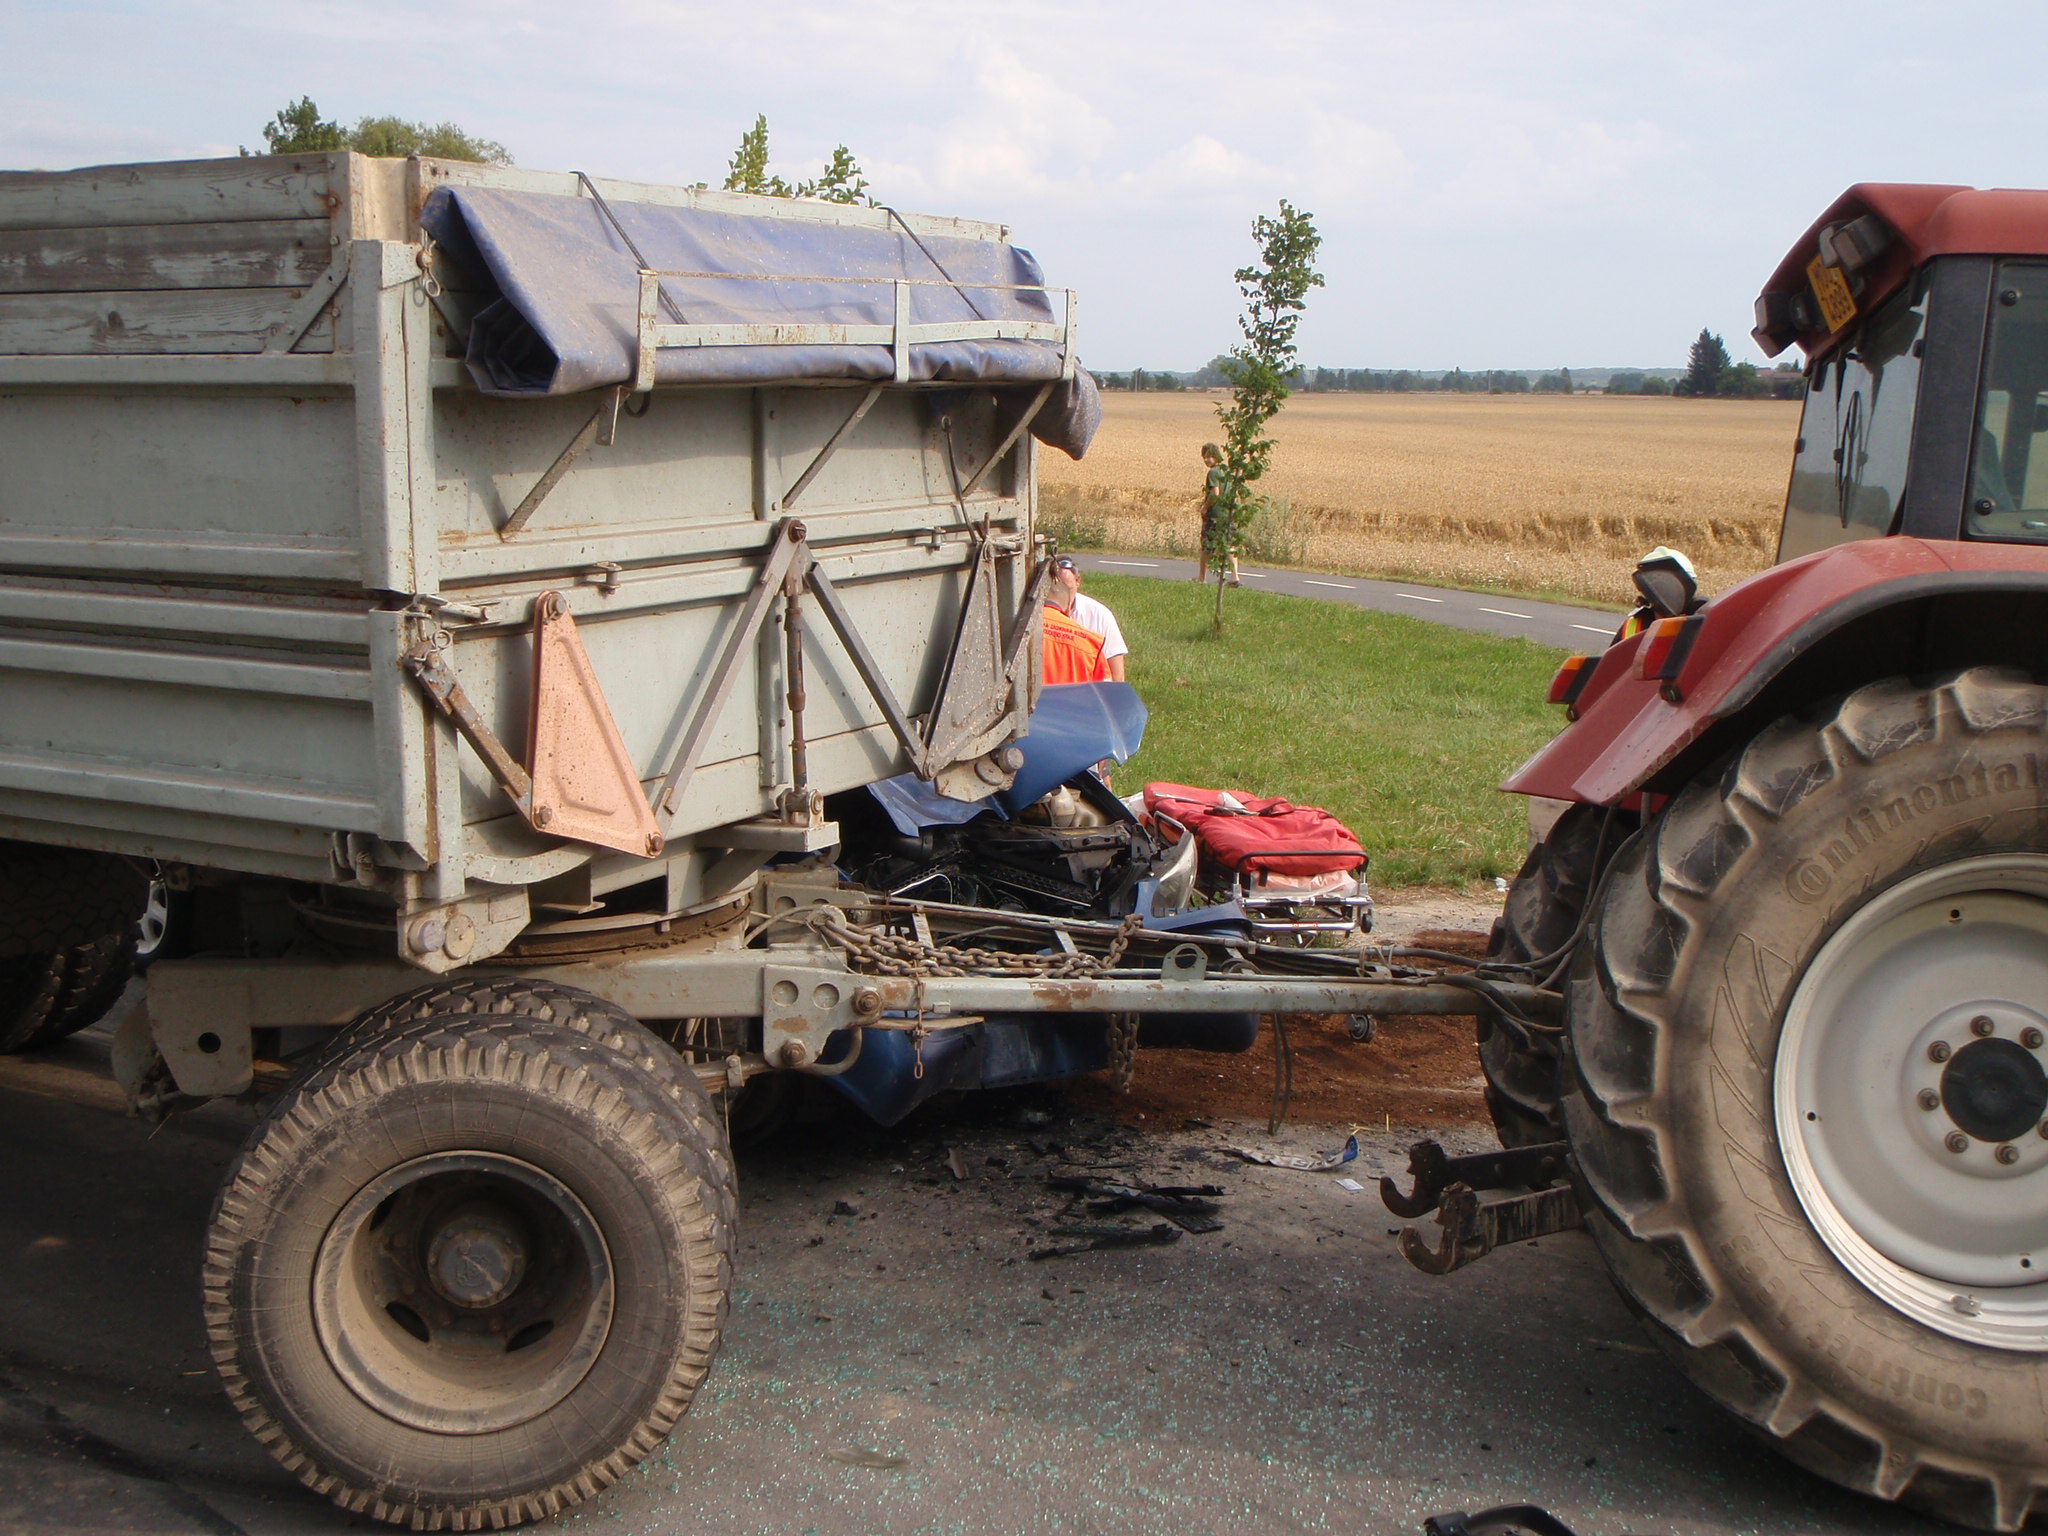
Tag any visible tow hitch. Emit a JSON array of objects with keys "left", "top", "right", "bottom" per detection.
[{"left": 1381, "top": 1139, "right": 1582, "bottom": 1274}]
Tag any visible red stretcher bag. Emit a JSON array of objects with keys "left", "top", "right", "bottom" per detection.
[{"left": 1143, "top": 782, "right": 1368, "bottom": 880}]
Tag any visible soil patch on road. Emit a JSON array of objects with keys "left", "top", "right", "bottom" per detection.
[{"left": 1068, "top": 927, "right": 1495, "bottom": 1133}]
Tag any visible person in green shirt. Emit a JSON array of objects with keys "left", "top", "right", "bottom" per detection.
[{"left": 1197, "top": 442, "right": 1240, "bottom": 586}]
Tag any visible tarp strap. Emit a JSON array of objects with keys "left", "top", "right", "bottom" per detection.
[{"left": 574, "top": 170, "right": 682, "bottom": 323}]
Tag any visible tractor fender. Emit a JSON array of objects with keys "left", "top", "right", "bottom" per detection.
[{"left": 1503, "top": 537, "right": 2048, "bottom": 806}]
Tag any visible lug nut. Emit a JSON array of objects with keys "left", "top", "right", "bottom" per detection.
[
  {"left": 1929, "top": 1041, "right": 1952, "bottom": 1063},
  {"left": 2025, "top": 1028, "right": 2044, "bottom": 1050},
  {"left": 1972, "top": 1015, "right": 1996, "bottom": 1038},
  {"left": 1998, "top": 1144, "right": 2021, "bottom": 1166},
  {"left": 1946, "top": 1132, "right": 1970, "bottom": 1154},
  {"left": 1918, "top": 1088, "right": 1941, "bottom": 1111}
]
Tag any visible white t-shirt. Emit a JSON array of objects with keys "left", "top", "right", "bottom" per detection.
[{"left": 1066, "top": 592, "right": 1128, "bottom": 660}]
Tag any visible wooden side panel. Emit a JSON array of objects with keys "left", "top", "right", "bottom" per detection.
[
  {"left": 0, "top": 287, "right": 333, "bottom": 354},
  {"left": 0, "top": 219, "right": 333, "bottom": 293},
  {"left": 0, "top": 157, "right": 337, "bottom": 232}
]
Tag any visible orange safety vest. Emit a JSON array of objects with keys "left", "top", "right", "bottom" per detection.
[{"left": 1041, "top": 602, "right": 1111, "bottom": 684}]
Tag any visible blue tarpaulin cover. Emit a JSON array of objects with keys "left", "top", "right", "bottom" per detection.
[{"left": 420, "top": 185, "right": 1100, "bottom": 457}]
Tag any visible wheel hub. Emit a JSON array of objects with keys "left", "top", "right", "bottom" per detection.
[
  {"left": 312, "top": 1152, "right": 614, "bottom": 1433},
  {"left": 1940, "top": 1036, "right": 2048, "bottom": 1145},
  {"left": 426, "top": 1207, "right": 529, "bottom": 1309},
  {"left": 1777, "top": 857, "right": 2048, "bottom": 1351}
]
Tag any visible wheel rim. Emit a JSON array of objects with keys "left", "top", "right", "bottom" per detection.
[
  {"left": 312, "top": 1152, "right": 615, "bottom": 1432},
  {"left": 1777, "top": 855, "right": 2048, "bottom": 1351}
]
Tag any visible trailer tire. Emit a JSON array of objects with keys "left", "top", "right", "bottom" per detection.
[
  {"left": 205, "top": 1013, "right": 735, "bottom": 1530},
  {"left": 0, "top": 927, "right": 137, "bottom": 1053},
  {"left": 1481, "top": 802, "right": 1614, "bottom": 1147},
  {"left": 349, "top": 977, "right": 733, "bottom": 1198},
  {"left": 1564, "top": 668, "right": 2048, "bottom": 1531}
]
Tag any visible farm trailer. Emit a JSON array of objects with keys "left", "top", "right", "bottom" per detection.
[{"left": 0, "top": 153, "right": 1541, "bottom": 1528}]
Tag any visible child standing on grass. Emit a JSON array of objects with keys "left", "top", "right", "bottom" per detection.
[{"left": 1197, "top": 442, "right": 1240, "bottom": 586}]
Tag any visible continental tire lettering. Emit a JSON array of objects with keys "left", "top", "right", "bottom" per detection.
[
  {"left": 1787, "top": 759, "right": 2036, "bottom": 902},
  {"left": 1789, "top": 860, "right": 1833, "bottom": 901}
]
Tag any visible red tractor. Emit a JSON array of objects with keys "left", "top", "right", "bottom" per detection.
[{"left": 1486, "top": 185, "right": 2048, "bottom": 1528}]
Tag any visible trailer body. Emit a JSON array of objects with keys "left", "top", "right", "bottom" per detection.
[{"left": 0, "top": 153, "right": 1055, "bottom": 956}]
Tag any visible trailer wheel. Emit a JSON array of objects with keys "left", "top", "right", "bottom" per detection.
[
  {"left": 1481, "top": 803, "right": 1614, "bottom": 1146},
  {"left": 1564, "top": 668, "right": 2048, "bottom": 1530},
  {"left": 351, "top": 977, "right": 734, "bottom": 1196},
  {"left": 204, "top": 1013, "right": 735, "bottom": 1529},
  {"left": 0, "top": 927, "right": 137, "bottom": 1053}
]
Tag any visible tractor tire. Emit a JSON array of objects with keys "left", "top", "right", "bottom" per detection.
[
  {"left": 1563, "top": 667, "right": 2048, "bottom": 1530},
  {"left": 348, "top": 976, "right": 735, "bottom": 1200},
  {"left": 204, "top": 1012, "right": 736, "bottom": 1530},
  {"left": 1481, "top": 802, "right": 1614, "bottom": 1147},
  {"left": 0, "top": 927, "right": 138, "bottom": 1053}
]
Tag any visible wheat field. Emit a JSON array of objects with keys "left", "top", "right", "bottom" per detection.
[{"left": 1040, "top": 391, "right": 1802, "bottom": 606}]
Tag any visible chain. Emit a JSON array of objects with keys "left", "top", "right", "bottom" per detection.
[
  {"left": 805, "top": 905, "right": 1140, "bottom": 979},
  {"left": 1106, "top": 1012, "right": 1139, "bottom": 1094}
]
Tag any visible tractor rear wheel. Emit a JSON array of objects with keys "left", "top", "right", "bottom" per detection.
[
  {"left": 204, "top": 1011, "right": 735, "bottom": 1529},
  {"left": 1564, "top": 668, "right": 2048, "bottom": 1530},
  {"left": 1481, "top": 802, "right": 1617, "bottom": 1147}
]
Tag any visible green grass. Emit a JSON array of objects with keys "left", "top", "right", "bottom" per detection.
[{"left": 1089, "top": 574, "right": 1568, "bottom": 889}]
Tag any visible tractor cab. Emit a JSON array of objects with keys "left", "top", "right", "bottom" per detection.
[{"left": 1755, "top": 183, "right": 2048, "bottom": 560}]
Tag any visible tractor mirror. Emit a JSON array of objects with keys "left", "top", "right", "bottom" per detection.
[{"left": 1633, "top": 559, "right": 1699, "bottom": 619}]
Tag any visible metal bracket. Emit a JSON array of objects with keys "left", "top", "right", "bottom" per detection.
[
  {"left": 652, "top": 519, "right": 812, "bottom": 825},
  {"left": 1397, "top": 1182, "right": 1584, "bottom": 1276},
  {"left": 651, "top": 519, "right": 1043, "bottom": 829},
  {"left": 1380, "top": 1139, "right": 1571, "bottom": 1219},
  {"left": 783, "top": 383, "right": 885, "bottom": 508},
  {"left": 527, "top": 592, "right": 666, "bottom": 858},
  {"left": 402, "top": 640, "right": 534, "bottom": 811},
  {"left": 264, "top": 246, "right": 351, "bottom": 353},
  {"left": 499, "top": 385, "right": 628, "bottom": 539},
  {"left": 957, "top": 381, "right": 1056, "bottom": 499},
  {"left": 760, "top": 963, "right": 872, "bottom": 1067}
]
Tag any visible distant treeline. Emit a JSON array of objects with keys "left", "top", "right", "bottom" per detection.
[{"left": 1095, "top": 357, "right": 1803, "bottom": 398}]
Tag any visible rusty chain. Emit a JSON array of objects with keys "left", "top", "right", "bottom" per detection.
[
  {"left": 1106, "top": 1012, "right": 1139, "bottom": 1094},
  {"left": 805, "top": 904, "right": 1140, "bottom": 979}
]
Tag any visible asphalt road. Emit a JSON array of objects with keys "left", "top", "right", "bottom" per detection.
[
  {"left": 1073, "top": 554, "right": 1621, "bottom": 651},
  {"left": 0, "top": 1030, "right": 1952, "bottom": 1536}
]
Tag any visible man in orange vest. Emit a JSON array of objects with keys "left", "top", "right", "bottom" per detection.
[{"left": 1041, "top": 598, "right": 1111, "bottom": 684}]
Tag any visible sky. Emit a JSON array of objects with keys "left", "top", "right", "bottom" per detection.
[{"left": 5, "top": 0, "right": 2046, "bottom": 371}]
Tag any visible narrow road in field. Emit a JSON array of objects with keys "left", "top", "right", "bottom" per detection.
[{"left": 1073, "top": 554, "right": 1619, "bottom": 650}]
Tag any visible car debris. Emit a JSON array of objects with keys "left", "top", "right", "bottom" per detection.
[
  {"left": 1047, "top": 1173, "right": 1225, "bottom": 1233},
  {"left": 1028, "top": 1223, "right": 1181, "bottom": 1260},
  {"left": 1423, "top": 1504, "right": 1578, "bottom": 1536},
  {"left": 1225, "top": 1133, "right": 1360, "bottom": 1171}
]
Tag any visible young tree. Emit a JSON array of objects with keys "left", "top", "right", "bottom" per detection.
[
  {"left": 723, "top": 115, "right": 874, "bottom": 205},
  {"left": 723, "top": 114, "right": 791, "bottom": 196},
  {"left": 1208, "top": 199, "right": 1323, "bottom": 632},
  {"left": 350, "top": 116, "right": 511, "bottom": 164},
  {"left": 1678, "top": 329, "right": 1732, "bottom": 397},
  {"left": 259, "top": 97, "right": 347, "bottom": 154},
  {"left": 252, "top": 98, "right": 509, "bottom": 163}
]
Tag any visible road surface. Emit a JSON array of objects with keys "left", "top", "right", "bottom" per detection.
[
  {"left": 0, "top": 1030, "right": 1949, "bottom": 1536},
  {"left": 1073, "top": 554, "right": 1619, "bottom": 651}
]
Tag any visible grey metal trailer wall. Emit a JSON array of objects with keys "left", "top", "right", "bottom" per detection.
[{"left": 0, "top": 155, "right": 1081, "bottom": 929}]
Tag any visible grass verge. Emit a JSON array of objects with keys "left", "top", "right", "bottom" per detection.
[{"left": 1092, "top": 574, "right": 1567, "bottom": 889}]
